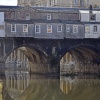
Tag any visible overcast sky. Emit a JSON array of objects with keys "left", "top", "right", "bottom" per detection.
[{"left": 0, "top": 0, "right": 17, "bottom": 6}]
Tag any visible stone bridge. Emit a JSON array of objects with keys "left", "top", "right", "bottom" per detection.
[{"left": 0, "top": 37, "right": 100, "bottom": 74}]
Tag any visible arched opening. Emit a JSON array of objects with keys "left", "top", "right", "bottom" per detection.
[
  {"left": 60, "top": 45, "right": 100, "bottom": 95},
  {"left": 5, "top": 46, "right": 48, "bottom": 73},
  {"left": 4, "top": 45, "right": 48, "bottom": 99},
  {"left": 60, "top": 45, "right": 100, "bottom": 75}
]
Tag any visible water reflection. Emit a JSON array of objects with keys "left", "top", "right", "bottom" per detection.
[
  {"left": 3, "top": 70, "right": 30, "bottom": 100},
  {"left": 60, "top": 76, "right": 100, "bottom": 100},
  {"left": 1, "top": 71, "right": 100, "bottom": 100},
  {"left": 0, "top": 81, "right": 2, "bottom": 100}
]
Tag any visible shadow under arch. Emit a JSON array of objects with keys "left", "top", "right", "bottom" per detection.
[
  {"left": 5, "top": 44, "right": 48, "bottom": 61},
  {"left": 59, "top": 44, "right": 100, "bottom": 60}
]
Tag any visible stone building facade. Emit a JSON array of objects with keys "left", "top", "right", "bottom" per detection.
[
  {"left": 4, "top": 6, "right": 100, "bottom": 39},
  {"left": 0, "top": 6, "right": 100, "bottom": 39},
  {"left": 4, "top": 6, "right": 84, "bottom": 39},
  {"left": 17, "top": 0, "right": 100, "bottom": 8},
  {"left": 0, "top": 12, "right": 5, "bottom": 37}
]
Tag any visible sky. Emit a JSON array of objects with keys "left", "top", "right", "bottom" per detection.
[{"left": 0, "top": 0, "right": 17, "bottom": 6}]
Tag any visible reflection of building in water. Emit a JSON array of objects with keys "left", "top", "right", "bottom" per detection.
[
  {"left": 60, "top": 76, "right": 100, "bottom": 95},
  {"left": 60, "top": 77, "right": 73, "bottom": 94},
  {"left": 5, "top": 48, "right": 29, "bottom": 70},
  {"left": 5, "top": 70, "right": 30, "bottom": 95},
  {"left": 0, "top": 82, "right": 2, "bottom": 100},
  {"left": 60, "top": 52, "right": 75, "bottom": 74}
]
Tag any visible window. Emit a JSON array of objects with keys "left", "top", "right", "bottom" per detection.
[
  {"left": 80, "top": 0, "right": 84, "bottom": 6},
  {"left": 26, "top": 14, "right": 30, "bottom": 20},
  {"left": 47, "top": 14, "right": 51, "bottom": 20},
  {"left": 54, "top": 0, "right": 57, "bottom": 6},
  {"left": 0, "top": 25, "right": 4, "bottom": 30},
  {"left": 66, "top": 26, "right": 70, "bottom": 32},
  {"left": 93, "top": 26, "right": 97, "bottom": 33},
  {"left": 35, "top": 25, "right": 40, "bottom": 33},
  {"left": 74, "top": 0, "right": 78, "bottom": 4},
  {"left": 50, "top": 0, "right": 52, "bottom": 6},
  {"left": 90, "top": 14, "right": 96, "bottom": 21},
  {"left": 85, "top": 25, "right": 90, "bottom": 33},
  {"left": 73, "top": 25, "right": 78, "bottom": 33},
  {"left": 87, "top": 0, "right": 89, "bottom": 5},
  {"left": 47, "top": 25, "right": 52, "bottom": 33},
  {"left": 23, "top": 24, "right": 28, "bottom": 32},
  {"left": 11, "top": 24, "right": 16, "bottom": 32},
  {"left": 57, "top": 25, "right": 62, "bottom": 32}
]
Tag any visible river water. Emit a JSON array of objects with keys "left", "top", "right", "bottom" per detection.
[{"left": 0, "top": 70, "right": 99, "bottom": 100}]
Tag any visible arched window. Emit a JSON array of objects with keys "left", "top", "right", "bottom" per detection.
[{"left": 26, "top": 14, "right": 30, "bottom": 20}]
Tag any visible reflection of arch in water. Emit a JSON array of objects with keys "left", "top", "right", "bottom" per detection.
[
  {"left": 3, "top": 75, "right": 100, "bottom": 100},
  {"left": 60, "top": 76, "right": 74, "bottom": 94},
  {"left": 14, "top": 76, "right": 67, "bottom": 100},
  {"left": 66, "top": 77, "right": 100, "bottom": 100},
  {"left": 60, "top": 76, "right": 100, "bottom": 99},
  {"left": 4, "top": 70, "right": 30, "bottom": 99}
]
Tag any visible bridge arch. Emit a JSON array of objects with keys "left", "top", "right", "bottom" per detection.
[
  {"left": 60, "top": 44, "right": 100, "bottom": 60},
  {"left": 60, "top": 44, "right": 100, "bottom": 75},
  {"left": 5, "top": 44, "right": 49, "bottom": 73},
  {"left": 5, "top": 44, "right": 48, "bottom": 60}
]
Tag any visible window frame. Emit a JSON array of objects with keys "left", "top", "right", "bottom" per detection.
[
  {"left": 85, "top": 25, "right": 90, "bottom": 33},
  {"left": 73, "top": 25, "right": 78, "bottom": 33},
  {"left": 0, "top": 25, "right": 4, "bottom": 30},
  {"left": 66, "top": 25, "right": 70, "bottom": 33},
  {"left": 11, "top": 24, "right": 16, "bottom": 32},
  {"left": 74, "top": 0, "right": 78, "bottom": 5},
  {"left": 23, "top": 24, "right": 28, "bottom": 32},
  {"left": 57, "top": 25, "right": 62, "bottom": 32},
  {"left": 35, "top": 25, "right": 41, "bottom": 33},
  {"left": 93, "top": 25, "right": 97, "bottom": 33},
  {"left": 47, "top": 25, "right": 52, "bottom": 33},
  {"left": 90, "top": 14, "right": 96, "bottom": 22},
  {"left": 26, "top": 14, "right": 30, "bottom": 20},
  {"left": 80, "top": 0, "right": 84, "bottom": 6},
  {"left": 47, "top": 14, "right": 51, "bottom": 20}
]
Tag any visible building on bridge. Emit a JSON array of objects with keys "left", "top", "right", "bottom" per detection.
[
  {"left": 2, "top": 6, "right": 100, "bottom": 39},
  {"left": 0, "top": 12, "right": 5, "bottom": 37},
  {"left": 79, "top": 9, "right": 100, "bottom": 38}
]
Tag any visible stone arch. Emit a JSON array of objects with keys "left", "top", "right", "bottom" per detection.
[
  {"left": 5, "top": 44, "right": 48, "bottom": 73},
  {"left": 60, "top": 44, "right": 100, "bottom": 61},
  {"left": 5, "top": 44, "right": 48, "bottom": 61},
  {"left": 60, "top": 44, "right": 100, "bottom": 74}
]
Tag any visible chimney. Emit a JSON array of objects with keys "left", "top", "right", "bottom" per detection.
[{"left": 89, "top": 4, "right": 92, "bottom": 13}]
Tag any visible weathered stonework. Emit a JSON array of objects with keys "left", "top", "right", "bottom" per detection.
[{"left": 17, "top": 0, "right": 100, "bottom": 8}]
